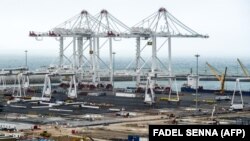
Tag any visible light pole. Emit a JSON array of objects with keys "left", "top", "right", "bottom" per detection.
[
  {"left": 195, "top": 54, "right": 200, "bottom": 112},
  {"left": 112, "top": 52, "right": 116, "bottom": 89},
  {"left": 25, "top": 50, "right": 28, "bottom": 68}
]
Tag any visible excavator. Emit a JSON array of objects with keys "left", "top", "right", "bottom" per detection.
[{"left": 206, "top": 62, "right": 227, "bottom": 94}]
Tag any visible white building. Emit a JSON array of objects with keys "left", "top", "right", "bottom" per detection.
[{"left": 0, "top": 120, "right": 34, "bottom": 131}]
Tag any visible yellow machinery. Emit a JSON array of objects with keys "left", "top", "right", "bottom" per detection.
[
  {"left": 206, "top": 62, "right": 227, "bottom": 94},
  {"left": 40, "top": 131, "right": 52, "bottom": 138},
  {"left": 237, "top": 58, "right": 249, "bottom": 77}
]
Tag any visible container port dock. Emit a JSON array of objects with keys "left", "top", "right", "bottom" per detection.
[{"left": 0, "top": 4, "right": 250, "bottom": 141}]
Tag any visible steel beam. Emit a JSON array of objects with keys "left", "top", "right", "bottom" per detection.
[
  {"left": 92, "top": 37, "right": 97, "bottom": 83},
  {"left": 109, "top": 37, "right": 113, "bottom": 84},
  {"left": 151, "top": 36, "right": 157, "bottom": 73},
  {"left": 73, "top": 37, "right": 77, "bottom": 69},
  {"left": 168, "top": 37, "right": 172, "bottom": 76},
  {"left": 59, "top": 37, "right": 64, "bottom": 67},
  {"left": 136, "top": 37, "right": 141, "bottom": 86},
  {"left": 77, "top": 37, "right": 83, "bottom": 68},
  {"left": 96, "top": 37, "right": 100, "bottom": 82}
]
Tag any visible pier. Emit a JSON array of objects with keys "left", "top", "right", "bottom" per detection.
[{"left": 0, "top": 3, "right": 249, "bottom": 141}]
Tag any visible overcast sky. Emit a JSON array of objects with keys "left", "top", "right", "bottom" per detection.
[{"left": 0, "top": 0, "right": 250, "bottom": 58}]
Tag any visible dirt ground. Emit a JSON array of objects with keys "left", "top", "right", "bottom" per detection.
[{"left": 20, "top": 110, "right": 250, "bottom": 140}]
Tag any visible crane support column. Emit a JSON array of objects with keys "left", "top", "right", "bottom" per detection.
[
  {"left": 59, "top": 37, "right": 64, "bottom": 67},
  {"left": 73, "top": 37, "right": 77, "bottom": 69},
  {"left": 92, "top": 37, "right": 97, "bottom": 83},
  {"left": 168, "top": 37, "right": 172, "bottom": 76},
  {"left": 77, "top": 37, "right": 83, "bottom": 68},
  {"left": 89, "top": 38, "right": 93, "bottom": 70},
  {"left": 151, "top": 36, "right": 157, "bottom": 73},
  {"left": 89, "top": 38, "right": 95, "bottom": 83},
  {"left": 136, "top": 37, "right": 141, "bottom": 86},
  {"left": 168, "top": 37, "right": 172, "bottom": 89},
  {"left": 109, "top": 37, "right": 113, "bottom": 84},
  {"left": 96, "top": 37, "right": 100, "bottom": 82}
]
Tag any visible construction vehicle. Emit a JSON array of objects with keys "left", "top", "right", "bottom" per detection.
[{"left": 40, "top": 131, "right": 51, "bottom": 138}]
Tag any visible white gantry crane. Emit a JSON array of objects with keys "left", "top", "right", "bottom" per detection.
[
  {"left": 30, "top": 10, "right": 97, "bottom": 84},
  {"left": 65, "top": 73, "right": 77, "bottom": 99},
  {"left": 92, "top": 9, "right": 131, "bottom": 88},
  {"left": 42, "top": 74, "right": 52, "bottom": 99},
  {"left": 3, "top": 68, "right": 29, "bottom": 98},
  {"left": 130, "top": 7, "right": 207, "bottom": 104},
  {"left": 230, "top": 78, "right": 248, "bottom": 110},
  {"left": 30, "top": 8, "right": 208, "bottom": 105},
  {"left": 29, "top": 10, "right": 130, "bottom": 89},
  {"left": 41, "top": 72, "right": 78, "bottom": 100},
  {"left": 230, "top": 59, "right": 250, "bottom": 110}
]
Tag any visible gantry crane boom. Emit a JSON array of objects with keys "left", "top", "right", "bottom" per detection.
[
  {"left": 237, "top": 58, "right": 249, "bottom": 77},
  {"left": 206, "top": 62, "right": 227, "bottom": 94}
]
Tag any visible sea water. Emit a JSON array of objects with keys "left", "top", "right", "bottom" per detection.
[{"left": 0, "top": 56, "right": 249, "bottom": 91}]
